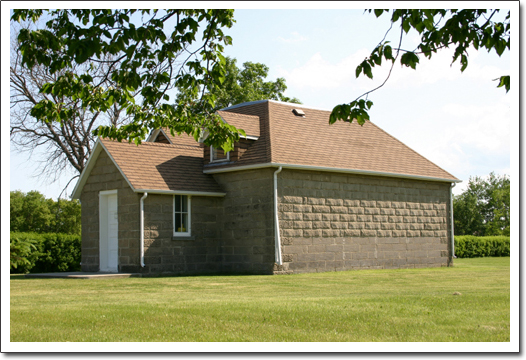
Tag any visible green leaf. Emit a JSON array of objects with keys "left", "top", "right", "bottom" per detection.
[
  {"left": 355, "top": 64, "right": 362, "bottom": 78},
  {"left": 363, "top": 63, "right": 373, "bottom": 79},
  {"left": 356, "top": 114, "right": 364, "bottom": 125},
  {"left": 401, "top": 52, "right": 419, "bottom": 69},
  {"left": 384, "top": 45, "right": 393, "bottom": 60},
  {"left": 402, "top": 19, "right": 411, "bottom": 33},
  {"left": 497, "top": 75, "right": 510, "bottom": 93}
]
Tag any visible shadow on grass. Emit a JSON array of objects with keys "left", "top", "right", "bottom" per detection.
[{"left": 10, "top": 274, "right": 30, "bottom": 280}]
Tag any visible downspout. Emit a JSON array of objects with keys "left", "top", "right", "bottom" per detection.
[
  {"left": 140, "top": 192, "right": 148, "bottom": 267},
  {"left": 274, "top": 166, "right": 283, "bottom": 266},
  {"left": 450, "top": 183, "right": 456, "bottom": 260}
]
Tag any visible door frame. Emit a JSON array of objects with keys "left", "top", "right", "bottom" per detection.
[{"left": 99, "top": 190, "right": 118, "bottom": 272}]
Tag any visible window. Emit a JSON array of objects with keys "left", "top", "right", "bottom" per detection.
[
  {"left": 210, "top": 145, "right": 230, "bottom": 162},
  {"left": 173, "top": 195, "right": 191, "bottom": 236}
]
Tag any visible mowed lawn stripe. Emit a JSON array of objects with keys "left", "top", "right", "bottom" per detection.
[{"left": 10, "top": 257, "right": 510, "bottom": 342}]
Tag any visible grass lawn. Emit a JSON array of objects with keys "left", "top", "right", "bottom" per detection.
[{"left": 10, "top": 257, "right": 510, "bottom": 342}]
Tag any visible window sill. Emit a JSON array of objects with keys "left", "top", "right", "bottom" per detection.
[
  {"left": 204, "top": 161, "right": 235, "bottom": 167},
  {"left": 172, "top": 235, "right": 195, "bottom": 241}
]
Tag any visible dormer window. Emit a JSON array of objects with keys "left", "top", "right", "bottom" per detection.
[{"left": 210, "top": 145, "right": 230, "bottom": 163}]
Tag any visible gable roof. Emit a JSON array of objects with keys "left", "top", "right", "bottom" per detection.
[
  {"left": 73, "top": 100, "right": 459, "bottom": 199},
  {"left": 205, "top": 100, "right": 459, "bottom": 182},
  {"left": 71, "top": 138, "right": 225, "bottom": 199}
]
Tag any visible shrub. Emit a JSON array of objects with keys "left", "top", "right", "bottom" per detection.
[
  {"left": 32, "top": 233, "right": 82, "bottom": 273},
  {"left": 455, "top": 236, "right": 510, "bottom": 258},
  {"left": 10, "top": 233, "right": 41, "bottom": 273},
  {"left": 10, "top": 232, "right": 81, "bottom": 274}
]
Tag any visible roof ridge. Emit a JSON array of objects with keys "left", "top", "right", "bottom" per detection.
[
  {"left": 220, "top": 99, "right": 332, "bottom": 112},
  {"left": 267, "top": 99, "right": 331, "bottom": 112},
  {"left": 102, "top": 138, "right": 201, "bottom": 150},
  {"left": 219, "top": 100, "right": 268, "bottom": 111}
]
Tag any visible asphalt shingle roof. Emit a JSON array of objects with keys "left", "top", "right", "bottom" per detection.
[
  {"left": 95, "top": 100, "right": 457, "bottom": 196},
  {"left": 215, "top": 100, "right": 458, "bottom": 181},
  {"left": 100, "top": 139, "right": 223, "bottom": 193},
  {"left": 217, "top": 110, "right": 260, "bottom": 137}
]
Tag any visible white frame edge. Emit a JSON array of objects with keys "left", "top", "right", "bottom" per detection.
[
  {"left": 173, "top": 194, "right": 192, "bottom": 237},
  {"left": 210, "top": 145, "right": 230, "bottom": 163}
]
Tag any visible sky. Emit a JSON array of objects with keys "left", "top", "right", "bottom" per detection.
[{"left": 4, "top": 5, "right": 516, "bottom": 201}]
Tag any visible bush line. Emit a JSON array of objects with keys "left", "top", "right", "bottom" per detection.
[
  {"left": 10, "top": 233, "right": 510, "bottom": 273},
  {"left": 454, "top": 236, "right": 510, "bottom": 258},
  {"left": 10, "top": 232, "right": 81, "bottom": 274}
]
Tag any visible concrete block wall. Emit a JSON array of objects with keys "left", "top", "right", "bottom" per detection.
[
  {"left": 213, "top": 168, "right": 276, "bottom": 274},
  {"left": 141, "top": 194, "right": 223, "bottom": 275},
  {"left": 81, "top": 153, "right": 451, "bottom": 276},
  {"left": 278, "top": 169, "right": 452, "bottom": 274},
  {"left": 139, "top": 168, "right": 275, "bottom": 275},
  {"left": 81, "top": 153, "right": 276, "bottom": 275},
  {"left": 80, "top": 151, "right": 141, "bottom": 272}
]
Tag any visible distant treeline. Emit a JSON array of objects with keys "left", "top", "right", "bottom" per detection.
[
  {"left": 10, "top": 190, "right": 81, "bottom": 235},
  {"left": 453, "top": 173, "right": 510, "bottom": 236}
]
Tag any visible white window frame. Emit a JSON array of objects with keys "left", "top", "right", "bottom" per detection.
[
  {"left": 173, "top": 195, "right": 191, "bottom": 237},
  {"left": 210, "top": 145, "right": 230, "bottom": 163}
]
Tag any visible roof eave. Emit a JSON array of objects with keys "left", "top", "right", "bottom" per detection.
[
  {"left": 71, "top": 139, "right": 104, "bottom": 199},
  {"left": 203, "top": 162, "right": 462, "bottom": 183},
  {"left": 71, "top": 139, "right": 138, "bottom": 200},
  {"left": 132, "top": 189, "right": 226, "bottom": 197}
]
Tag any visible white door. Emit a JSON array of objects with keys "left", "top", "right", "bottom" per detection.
[{"left": 100, "top": 191, "right": 118, "bottom": 272}]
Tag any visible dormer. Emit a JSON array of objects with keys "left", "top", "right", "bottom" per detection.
[
  {"left": 147, "top": 128, "right": 172, "bottom": 144},
  {"left": 203, "top": 111, "right": 260, "bottom": 166},
  {"left": 147, "top": 128, "right": 203, "bottom": 147}
]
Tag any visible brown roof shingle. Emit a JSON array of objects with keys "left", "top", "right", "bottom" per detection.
[
  {"left": 101, "top": 139, "right": 223, "bottom": 193},
  {"left": 217, "top": 101, "right": 272, "bottom": 167},
  {"left": 213, "top": 100, "right": 458, "bottom": 181},
  {"left": 216, "top": 110, "right": 260, "bottom": 137},
  {"left": 158, "top": 129, "right": 201, "bottom": 147}
]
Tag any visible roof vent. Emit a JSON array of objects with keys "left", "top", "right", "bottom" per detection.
[{"left": 292, "top": 109, "right": 305, "bottom": 117}]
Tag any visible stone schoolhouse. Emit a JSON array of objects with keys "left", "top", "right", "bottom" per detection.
[{"left": 72, "top": 100, "right": 461, "bottom": 275}]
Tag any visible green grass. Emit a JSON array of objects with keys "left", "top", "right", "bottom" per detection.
[{"left": 10, "top": 257, "right": 510, "bottom": 342}]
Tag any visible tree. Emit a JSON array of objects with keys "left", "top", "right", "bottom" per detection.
[
  {"left": 453, "top": 173, "right": 510, "bottom": 236},
  {"left": 453, "top": 189, "right": 486, "bottom": 236},
  {"left": 10, "top": 21, "right": 133, "bottom": 186},
  {"left": 11, "top": 9, "right": 242, "bottom": 152},
  {"left": 10, "top": 190, "right": 54, "bottom": 233},
  {"left": 484, "top": 173, "right": 510, "bottom": 236},
  {"left": 176, "top": 57, "right": 300, "bottom": 110},
  {"left": 10, "top": 190, "right": 81, "bottom": 235},
  {"left": 330, "top": 9, "right": 511, "bottom": 126}
]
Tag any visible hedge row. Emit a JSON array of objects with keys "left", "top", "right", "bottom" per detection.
[
  {"left": 10, "top": 232, "right": 81, "bottom": 274},
  {"left": 10, "top": 232, "right": 509, "bottom": 272},
  {"left": 454, "top": 236, "right": 510, "bottom": 258}
]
